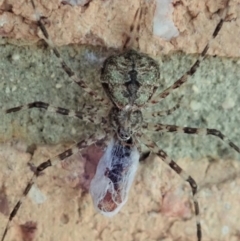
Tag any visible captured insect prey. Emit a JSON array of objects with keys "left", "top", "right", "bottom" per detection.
[
  {"left": 0, "top": 0, "right": 239, "bottom": 241},
  {"left": 90, "top": 137, "right": 139, "bottom": 216}
]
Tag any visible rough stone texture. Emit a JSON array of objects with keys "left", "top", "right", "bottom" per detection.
[
  {"left": 0, "top": 0, "right": 240, "bottom": 57},
  {"left": 0, "top": 43, "right": 240, "bottom": 241},
  {"left": 0, "top": 0, "right": 240, "bottom": 241},
  {"left": 0, "top": 141, "right": 240, "bottom": 241}
]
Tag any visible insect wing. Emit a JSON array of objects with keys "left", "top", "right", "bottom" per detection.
[{"left": 90, "top": 138, "right": 139, "bottom": 217}]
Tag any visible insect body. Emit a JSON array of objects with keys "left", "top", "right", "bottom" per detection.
[{"left": 90, "top": 137, "right": 139, "bottom": 216}]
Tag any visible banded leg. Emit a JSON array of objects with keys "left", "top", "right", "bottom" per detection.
[
  {"left": 144, "top": 96, "right": 183, "bottom": 118},
  {"left": 3, "top": 101, "right": 106, "bottom": 125},
  {"left": 149, "top": 1, "right": 229, "bottom": 105},
  {"left": 30, "top": 0, "right": 108, "bottom": 105},
  {"left": 140, "top": 133, "right": 201, "bottom": 241},
  {"left": 144, "top": 123, "right": 240, "bottom": 154},
  {"left": 122, "top": 3, "right": 143, "bottom": 50},
  {"left": 1, "top": 134, "right": 106, "bottom": 241}
]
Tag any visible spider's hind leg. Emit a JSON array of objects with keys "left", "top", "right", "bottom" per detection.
[
  {"left": 148, "top": 1, "right": 230, "bottom": 105},
  {"left": 30, "top": 0, "right": 108, "bottom": 106}
]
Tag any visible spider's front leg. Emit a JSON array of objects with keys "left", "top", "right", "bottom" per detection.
[
  {"left": 144, "top": 123, "right": 240, "bottom": 154},
  {"left": 140, "top": 133, "right": 201, "bottom": 241},
  {"left": 0, "top": 133, "right": 107, "bottom": 241},
  {"left": 2, "top": 101, "right": 107, "bottom": 125}
]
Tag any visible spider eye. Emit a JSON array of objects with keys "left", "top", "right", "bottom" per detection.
[{"left": 117, "top": 128, "right": 131, "bottom": 141}]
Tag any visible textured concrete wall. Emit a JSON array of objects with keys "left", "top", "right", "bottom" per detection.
[
  {"left": 0, "top": 1, "right": 240, "bottom": 241},
  {"left": 0, "top": 0, "right": 240, "bottom": 56}
]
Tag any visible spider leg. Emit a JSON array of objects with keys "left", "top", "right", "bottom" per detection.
[
  {"left": 122, "top": 2, "right": 143, "bottom": 50},
  {"left": 1, "top": 134, "right": 106, "bottom": 241},
  {"left": 3, "top": 101, "right": 106, "bottom": 125},
  {"left": 29, "top": 0, "right": 108, "bottom": 105},
  {"left": 140, "top": 133, "right": 201, "bottom": 241},
  {"left": 144, "top": 96, "right": 183, "bottom": 118},
  {"left": 144, "top": 123, "right": 240, "bottom": 154},
  {"left": 148, "top": 1, "right": 230, "bottom": 105}
]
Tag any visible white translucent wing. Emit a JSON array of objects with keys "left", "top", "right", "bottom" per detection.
[{"left": 90, "top": 138, "right": 139, "bottom": 217}]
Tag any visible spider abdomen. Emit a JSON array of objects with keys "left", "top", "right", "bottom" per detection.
[{"left": 101, "top": 49, "right": 160, "bottom": 108}]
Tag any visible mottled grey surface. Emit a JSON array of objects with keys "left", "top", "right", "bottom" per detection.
[{"left": 0, "top": 42, "right": 240, "bottom": 161}]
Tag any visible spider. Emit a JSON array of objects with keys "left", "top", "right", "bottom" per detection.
[{"left": 0, "top": 0, "right": 239, "bottom": 240}]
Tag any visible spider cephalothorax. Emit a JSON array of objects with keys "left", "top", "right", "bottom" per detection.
[{"left": 109, "top": 107, "right": 143, "bottom": 141}]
